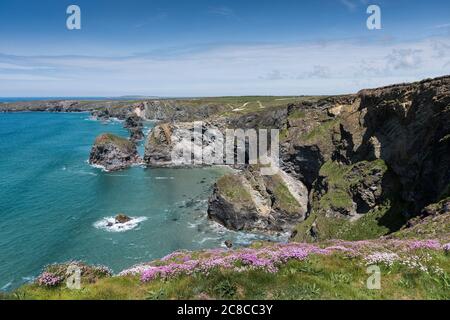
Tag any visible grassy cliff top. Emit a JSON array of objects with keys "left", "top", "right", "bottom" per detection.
[
  {"left": 5, "top": 238, "right": 449, "bottom": 300},
  {"left": 94, "top": 133, "right": 135, "bottom": 150},
  {"left": 216, "top": 174, "right": 253, "bottom": 204}
]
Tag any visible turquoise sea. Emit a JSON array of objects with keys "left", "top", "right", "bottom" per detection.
[{"left": 0, "top": 112, "right": 275, "bottom": 291}]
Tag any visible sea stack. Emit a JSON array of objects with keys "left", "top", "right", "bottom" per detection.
[{"left": 89, "top": 133, "right": 141, "bottom": 171}]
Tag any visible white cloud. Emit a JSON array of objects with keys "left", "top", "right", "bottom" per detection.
[
  {"left": 260, "top": 70, "right": 285, "bottom": 80},
  {"left": 298, "top": 65, "right": 331, "bottom": 79},
  {"left": 0, "top": 74, "right": 63, "bottom": 81},
  {"left": 431, "top": 23, "right": 450, "bottom": 29},
  {"left": 339, "top": 0, "right": 369, "bottom": 12},
  {"left": 385, "top": 49, "right": 422, "bottom": 70},
  {"left": 0, "top": 37, "right": 449, "bottom": 96},
  {"left": 208, "top": 6, "right": 236, "bottom": 18},
  {"left": 0, "top": 62, "right": 52, "bottom": 71}
]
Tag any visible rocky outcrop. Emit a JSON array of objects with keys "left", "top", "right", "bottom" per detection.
[
  {"left": 115, "top": 214, "right": 132, "bottom": 224},
  {"left": 144, "top": 121, "right": 223, "bottom": 167},
  {"left": 208, "top": 166, "right": 308, "bottom": 233},
  {"left": 124, "top": 114, "right": 144, "bottom": 143},
  {"left": 144, "top": 123, "right": 175, "bottom": 166},
  {"left": 129, "top": 128, "right": 144, "bottom": 143},
  {"left": 89, "top": 133, "right": 141, "bottom": 171},
  {"left": 390, "top": 197, "right": 450, "bottom": 240},
  {"left": 124, "top": 114, "right": 143, "bottom": 129}
]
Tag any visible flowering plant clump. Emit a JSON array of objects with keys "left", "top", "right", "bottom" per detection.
[
  {"left": 408, "top": 240, "right": 442, "bottom": 250},
  {"left": 139, "top": 244, "right": 326, "bottom": 282},
  {"left": 400, "top": 255, "right": 429, "bottom": 273},
  {"left": 364, "top": 252, "right": 399, "bottom": 267},
  {"left": 115, "top": 238, "right": 448, "bottom": 283},
  {"left": 36, "top": 272, "right": 63, "bottom": 287},
  {"left": 35, "top": 261, "right": 113, "bottom": 287},
  {"left": 443, "top": 243, "right": 450, "bottom": 253}
]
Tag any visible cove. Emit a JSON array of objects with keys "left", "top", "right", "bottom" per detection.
[{"left": 0, "top": 112, "right": 277, "bottom": 291}]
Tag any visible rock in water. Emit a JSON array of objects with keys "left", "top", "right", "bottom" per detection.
[
  {"left": 224, "top": 240, "right": 233, "bottom": 248},
  {"left": 124, "top": 114, "right": 143, "bottom": 129},
  {"left": 89, "top": 133, "right": 141, "bottom": 171},
  {"left": 115, "top": 214, "right": 131, "bottom": 224},
  {"left": 123, "top": 114, "right": 144, "bottom": 143},
  {"left": 129, "top": 127, "right": 144, "bottom": 143}
]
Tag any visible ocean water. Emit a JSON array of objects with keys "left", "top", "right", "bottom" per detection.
[{"left": 0, "top": 112, "right": 278, "bottom": 291}]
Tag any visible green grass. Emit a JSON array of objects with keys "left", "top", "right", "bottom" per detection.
[
  {"left": 215, "top": 96, "right": 324, "bottom": 117},
  {"left": 7, "top": 251, "right": 449, "bottom": 300},
  {"left": 287, "top": 109, "right": 306, "bottom": 120},
  {"left": 317, "top": 159, "right": 388, "bottom": 211},
  {"left": 94, "top": 133, "right": 134, "bottom": 150},
  {"left": 300, "top": 119, "right": 340, "bottom": 143},
  {"left": 216, "top": 174, "right": 253, "bottom": 204},
  {"left": 293, "top": 159, "right": 406, "bottom": 242},
  {"left": 316, "top": 161, "right": 353, "bottom": 210},
  {"left": 266, "top": 174, "right": 302, "bottom": 214}
]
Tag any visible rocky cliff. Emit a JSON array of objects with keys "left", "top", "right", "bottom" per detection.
[
  {"left": 32, "top": 76, "right": 447, "bottom": 239},
  {"left": 282, "top": 76, "right": 450, "bottom": 241},
  {"left": 202, "top": 76, "right": 450, "bottom": 239}
]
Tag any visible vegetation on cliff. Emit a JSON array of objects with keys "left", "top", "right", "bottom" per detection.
[{"left": 6, "top": 239, "right": 449, "bottom": 300}]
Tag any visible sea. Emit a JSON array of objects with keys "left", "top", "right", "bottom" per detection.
[{"left": 0, "top": 108, "right": 280, "bottom": 291}]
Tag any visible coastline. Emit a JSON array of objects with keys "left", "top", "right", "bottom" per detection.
[{"left": 1, "top": 75, "right": 449, "bottom": 298}]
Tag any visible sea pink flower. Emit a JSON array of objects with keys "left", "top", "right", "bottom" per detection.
[
  {"left": 36, "top": 272, "right": 63, "bottom": 287},
  {"left": 408, "top": 240, "right": 441, "bottom": 250},
  {"left": 443, "top": 243, "right": 450, "bottom": 253},
  {"left": 116, "top": 239, "right": 444, "bottom": 283}
]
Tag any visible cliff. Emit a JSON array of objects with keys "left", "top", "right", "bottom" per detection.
[{"left": 199, "top": 76, "right": 450, "bottom": 240}]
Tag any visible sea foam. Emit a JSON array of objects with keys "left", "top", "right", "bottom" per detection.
[{"left": 94, "top": 216, "right": 148, "bottom": 232}]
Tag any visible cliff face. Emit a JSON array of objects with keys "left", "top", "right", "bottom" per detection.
[
  {"left": 144, "top": 123, "right": 175, "bottom": 166},
  {"left": 281, "top": 76, "right": 450, "bottom": 241},
  {"left": 356, "top": 78, "right": 450, "bottom": 210},
  {"left": 199, "top": 76, "right": 449, "bottom": 239}
]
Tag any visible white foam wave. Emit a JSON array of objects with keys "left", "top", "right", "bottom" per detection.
[
  {"left": 1, "top": 281, "right": 12, "bottom": 291},
  {"left": 94, "top": 216, "right": 148, "bottom": 232},
  {"left": 88, "top": 162, "right": 110, "bottom": 172}
]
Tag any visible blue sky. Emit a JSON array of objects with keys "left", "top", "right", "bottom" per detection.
[{"left": 0, "top": 0, "right": 449, "bottom": 96}]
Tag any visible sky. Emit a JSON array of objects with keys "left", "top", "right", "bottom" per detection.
[{"left": 0, "top": 0, "right": 449, "bottom": 97}]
